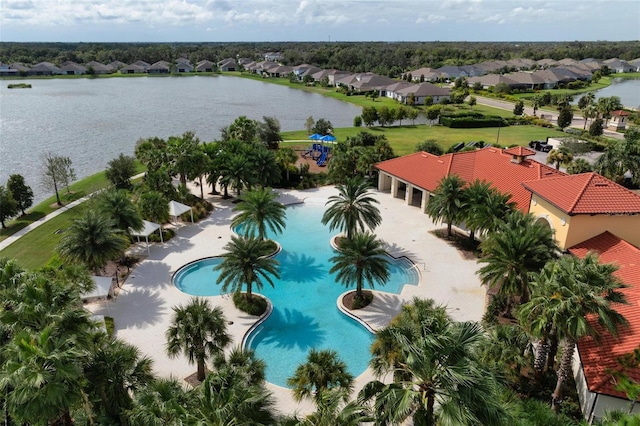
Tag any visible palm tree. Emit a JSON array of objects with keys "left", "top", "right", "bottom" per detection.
[
  {"left": 126, "top": 378, "right": 192, "bottom": 425},
  {"left": 165, "top": 297, "right": 231, "bottom": 382},
  {"left": 531, "top": 94, "right": 543, "bottom": 116},
  {"left": 219, "top": 152, "right": 253, "bottom": 197},
  {"left": 215, "top": 235, "right": 280, "bottom": 302},
  {"left": 363, "top": 298, "right": 511, "bottom": 426},
  {"left": 291, "top": 388, "right": 373, "bottom": 426},
  {"left": 463, "top": 180, "right": 514, "bottom": 241},
  {"left": 276, "top": 147, "right": 298, "bottom": 181},
  {"left": 136, "top": 190, "right": 170, "bottom": 223},
  {"left": 212, "top": 346, "right": 266, "bottom": 385},
  {"left": 0, "top": 327, "right": 86, "bottom": 426},
  {"left": 167, "top": 131, "right": 201, "bottom": 186},
  {"left": 57, "top": 210, "right": 129, "bottom": 274},
  {"left": 321, "top": 176, "right": 381, "bottom": 241},
  {"left": 231, "top": 188, "right": 286, "bottom": 242},
  {"left": 252, "top": 147, "right": 281, "bottom": 189},
  {"left": 477, "top": 323, "right": 533, "bottom": 384},
  {"left": 566, "top": 158, "right": 593, "bottom": 174},
  {"left": 287, "top": 349, "right": 354, "bottom": 404},
  {"left": 520, "top": 254, "right": 628, "bottom": 411},
  {"left": 477, "top": 210, "right": 558, "bottom": 313},
  {"left": 95, "top": 188, "right": 143, "bottom": 232},
  {"left": 546, "top": 146, "right": 574, "bottom": 170},
  {"left": 84, "top": 337, "right": 154, "bottom": 425},
  {"left": 426, "top": 174, "right": 467, "bottom": 238},
  {"left": 329, "top": 232, "right": 390, "bottom": 303}
]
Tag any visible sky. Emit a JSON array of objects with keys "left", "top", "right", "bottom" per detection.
[{"left": 1, "top": 0, "right": 638, "bottom": 43}]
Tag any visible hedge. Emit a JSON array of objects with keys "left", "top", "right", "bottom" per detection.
[{"left": 441, "top": 116, "right": 506, "bottom": 128}]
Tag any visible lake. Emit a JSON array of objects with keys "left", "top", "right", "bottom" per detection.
[
  {"left": 0, "top": 76, "right": 362, "bottom": 203},
  {"left": 584, "top": 77, "right": 640, "bottom": 108}
]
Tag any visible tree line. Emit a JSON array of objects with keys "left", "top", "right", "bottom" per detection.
[{"left": 2, "top": 41, "right": 640, "bottom": 77}]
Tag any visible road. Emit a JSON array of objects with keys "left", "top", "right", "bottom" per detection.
[{"left": 474, "top": 96, "right": 624, "bottom": 140}]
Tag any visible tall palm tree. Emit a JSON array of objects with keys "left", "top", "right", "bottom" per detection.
[
  {"left": 231, "top": 188, "right": 286, "bottom": 242},
  {"left": 215, "top": 235, "right": 280, "bottom": 302},
  {"left": 84, "top": 337, "right": 154, "bottom": 425},
  {"left": 531, "top": 94, "right": 543, "bottom": 116},
  {"left": 363, "top": 299, "right": 511, "bottom": 426},
  {"left": 566, "top": 158, "right": 593, "bottom": 174},
  {"left": 219, "top": 152, "right": 253, "bottom": 197},
  {"left": 57, "top": 210, "right": 129, "bottom": 274},
  {"left": 291, "top": 388, "right": 373, "bottom": 426},
  {"left": 252, "top": 147, "right": 281, "bottom": 189},
  {"left": 477, "top": 210, "right": 558, "bottom": 313},
  {"left": 212, "top": 346, "right": 266, "bottom": 385},
  {"left": 167, "top": 131, "right": 201, "bottom": 186},
  {"left": 546, "top": 146, "right": 574, "bottom": 170},
  {"left": 463, "top": 180, "right": 514, "bottom": 241},
  {"left": 0, "top": 327, "right": 87, "bottom": 426},
  {"left": 165, "top": 297, "right": 231, "bottom": 382},
  {"left": 287, "top": 349, "right": 354, "bottom": 404},
  {"left": 426, "top": 174, "right": 466, "bottom": 238},
  {"left": 329, "top": 232, "right": 390, "bottom": 303},
  {"left": 321, "top": 177, "right": 381, "bottom": 241},
  {"left": 126, "top": 378, "right": 192, "bottom": 425},
  {"left": 520, "top": 254, "right": 628, "bottom": 411},
  {"left": 276, "top": 147, "right": 298, "bottom": 181},
  {"left": 95, "top": 188, "right": 143, "bottom": 232}
]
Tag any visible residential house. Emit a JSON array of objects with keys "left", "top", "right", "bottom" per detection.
[
  {"left": 604, "top": 58, "right": 635, "bottom": 73},
  {"left": 147, "top": 61, "right": 170, "bottom": 74},
  {"left": 311, "top": 69, "right": 353, "bottom": 86},
  {"left": 580, "top": 58, "right": 604, "bottom": 71},
  {"left": 119, "top": 64, "right": 146, "bottom": 74},
  {"left": 435, "top": 65, "right": 483, "bottom": 79},
  {"left": 60, "top": 61, "right": 87, "bottom": 75},
  {"left": 218, "top": 58, "right": 237, "bottom": 72},
  {"left": 628, "top": 58, "right": 640, "bottom": 72},
  {"left": 507, "top": 58, "right": 536, "bottom": 70},
  {"left": 175, "top": 61, "right": 193, "bottom": 73},
  {"left": 393, "top": 82, "right": 451, "bottom": 105},
  {"left": 85, "top": 61, "right": 112, "bottom": 74},
  {"left": 336, "top": 72, "right": 396, "bottom": 92},
  {"left": 9, "top": 63, "right": 30, "bottom": 75},
  {"left": 403, "top": 67, "right": 440, "bottom": 82},
  {"left": 264, "top": 52, "right": 283, "bottom": 61},
  {"left": 506, "top": 72, "right": 546, "bottom": 90},
  {"left": 536, "top": 58, "right": 558, "bottom": 68},
  {"left": 468, "top": 74, "right": 518, "bottom": 90},
  {"left": 0, "top": 63, "right": 20, "bottom": 77},
  {"left": 195, "top": 60, "right": 215, "bottom": 73},
  {"left": 28, "top": 62, "right": 63, "bottom": 76},
  {"left": 265, "top": 65, "right": 294, "bottom": 78},
  {"left": 108, "top": 60, "right": 127, "bottom": 71},
  {"left": 293, "top": 64, "right": 322, "bottom": 81},
  {"left": 132, "top": 60, "right": 151, "bottom": 71}
]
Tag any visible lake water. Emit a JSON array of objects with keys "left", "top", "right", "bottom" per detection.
[
  {"left": 0, "top": 76, "right": 361, "bottom": 203},
  {"left": 581, "top": 78, "right": 640, "bottom": 108}
]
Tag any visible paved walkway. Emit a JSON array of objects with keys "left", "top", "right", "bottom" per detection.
[
  {"left": 0, "top": 173, "right": 146, "bottom": 252},
  {"left": 85, "top": 185, "right": 487, "bottom": 416}
]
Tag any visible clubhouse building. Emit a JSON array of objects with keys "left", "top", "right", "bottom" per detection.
[{"left": 376, "top": 147, "right": 640, "bottom": 420}]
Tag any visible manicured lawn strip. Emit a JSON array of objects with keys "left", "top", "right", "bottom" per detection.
[
  {"left": 0, "top": 163, "right": 145, "bottom": 242},
  {"left": 0, "top": 203, "right": 87, "bottom": 270},
  {"left": 610, "top": 72, "right": 640, "bottom": 79},
  {"left": 282, "top": 124, "right": 564, "bottom": 156},
  {"left": 509, "top": 77, "right": 612, "bottom": 100}
]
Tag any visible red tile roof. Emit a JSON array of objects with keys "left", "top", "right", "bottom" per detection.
[
  {"left": 503, "top": 146, "right": 536, "bottom": 157},
  {"left": 523, "top": 172, "right": 640, "bottom": 215},
  {"left": 611, "top": 110, "right": 630, "bottom": 116},
  {"left": 376, "top": 148, "right": 563, "bottom": 212},
  {"left": 569, "top": 232, "right": 640, "bottom": 400}
]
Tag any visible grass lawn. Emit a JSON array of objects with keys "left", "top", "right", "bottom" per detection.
[
  {"left": 0, "top": 163, "right": 145, "bottom": 243},
  {"left": 509, "top": 78, "right": 612, "bottom": 101},
  {"left": 0, "top": 203, "right": 87, "bottom": 270},
  {"left": 282, "top": 124, "right": 564, "bottom": 156}
]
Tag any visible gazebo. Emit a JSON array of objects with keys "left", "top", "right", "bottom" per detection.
[
  {"left": 169, "top": 200, "right": 193, "bottom": 227},
  {"left": 82, "top": 276, "right": 113, "bottom": 301},
  {"left": 129, "top": 220, "right": 163, "bottom": 255}
]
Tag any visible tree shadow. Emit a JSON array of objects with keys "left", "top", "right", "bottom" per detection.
[
  {"left": 125, "top": 259, "right": 172, "bottom": 290},
  {"left": 381, "top": 241, "right": 418, "bottom": 260},
  {"left": 252, "top": 307, "right": 326, "bottom": 351},
  {"left": 88, "top": 287, "right": 167, "bottom": 328},
  {"left": 277, "top": 251, "right": 326, "bottom": 283}
]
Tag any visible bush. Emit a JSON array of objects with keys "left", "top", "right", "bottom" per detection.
[
  {"left": 441, "top": 116, "right": 506, "bottom": 128},
  {"left": 106, "top": 153, "right": 137, "bottom": 189},
  {"left": 233, "top": 292, "right": 268, "bottom": 316},
  {"left": 353, "top": 115, "right": 362, "bottom": 127}
]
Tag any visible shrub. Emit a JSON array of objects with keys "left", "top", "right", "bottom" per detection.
[
  {"left": 441, "top": 116, "right": 506, "bottom": 128},
  {"left": 233, "top": 292, "right": 268, "bottom": 316},
  {"left": 353, "top": 115, "right": 362, "bottom": 127}
]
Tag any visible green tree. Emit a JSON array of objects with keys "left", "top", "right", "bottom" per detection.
[
  {"left": 1, "top": 327, "right": 86, "bottom": 426},
  {"left": 305, "top": 116, "right": 315, "bottom": 134},
  {"left": 57, "top": 210, "right": 128, "bottom": 274},
  {"left": 0, "top": 185, "right": 18, "bottom": 229},
  {"left": 215, "top": 235, "right": 280, "bottom": 301},
  {"left": 597, "top": 96, "right": 623, "bottom": 127},
  {"left": 407, "top": 107, "right": 419, "bottom": 125},
  {"left": 425, "top": 104, "right": 441, "bottom": 122},
  {"left": 137, "top": 190, "right": 169, "bottom": 223},
  {"left": 105, "top": 153, "right": 137, "bottom": 189},
  {"left": 567, "top": 158, "right": 593, "bottom": 174},
  {"left": 329, "top": 232, "right": 390, "bottom": 303},
  {"left": 377, "top": 106, "right": 395, "bottom": 127},
  {"left": 276, "top": 147, "right": 298, "bottom": 181},
  {"left": 252, "top": 146, "right": 281, "bottom": 189},
  {"left": 219, "top": 151, "right": 253, "bottom": 197},
  {"left": 95, "top": 188, "right": 143, "bottom": 232},
  {"left": 231, "top": 188, "right": 286, "bottom": 242},
  {"left": 557, "top": 107, "right": 574, "bottom": 129},
  {"left": 363, "top": 298, "right": 511, "bottom": 426},
  {"left": 468, "top": 95, "right": 477, "bottom": 108},
  {"left": 463, "top": 180, "right": 515, "bottom": 241},
  {"left": 477, "top": 210, "right": 558, "bottom": 312},
  {"left": 589, "top": 118, "right": 605, "bottom": 136},
  {"left": 513, "top": 100, "right": 525, "bottom": 116},
  {"left": 312, "top": 118, "right": 333, "bottom": 135},
  {"left": 41, "top": 152, "right": 76, "bottom": 206},
  {"left": 520, "top": 254, "right": 628, "bottom": 411},
  {"left": 361, "top": 106, "right": 378, "bottom": 127},
  {"left": 415, "top": 139, "right": 444, "bottom": 155},
  {"left": 127, "top": 378, "right": 191, "bottom": 424},
  {"left": 396, "top": 106, "right": 408, "bottom": 126},
  {"left": 7, "top": 174, "right": 33, "bottom": 216},
  {"left": 546, "top": 146, "right": 574, "bottom": 170},
  {"left": 287, "top": 349, "right": 354, "bottom": 404},
  {"left": 321, "top": 176, "right": 381, "bottom": 241},
  {"left": 295, "top": 388, "right": 373, "bottom": 426},
  {"left": 531, "top": 94, "right": 543, "bottom": 116},
  {"left": 426, "top": 174, "right": 467, "bottom": 238},
  {"left": 85, "top": 337, "right": 154, "bottom": 424},
  {"left": 135, "top": 136, "right": 167, "bottom": 171},
  {"left": 166, "top": 297, "right": 231, "bottom": 382},
  {"left": 167, "top": 131, "right": 201, "bottom": 186},
  {"left": 258, "top": 116, "right": 283, "bottom": 149},
  {"left": 223, "top": 116, "right": 259, "bottom": 142}
]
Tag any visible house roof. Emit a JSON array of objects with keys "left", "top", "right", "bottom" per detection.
[
  {"left": 468, "top": 74, "right": 519, "bottom": 87},
  {"left": 569, "top": 232, "right": 640, "bottom": 401},
  {"left": 376, "top": 148, "right": 563, "bottom": 212},
  {"left": 523, "top": 172, "right": 640, "bottom": 215},
  {"left": 611, "top": 110, "right": 631, "bottom": 116},
  {"left": 503, "top": 146, "right": 536, "bottom": 157},
  {"left": 396, "top": 82, "right": 451, "bottom": 97}
]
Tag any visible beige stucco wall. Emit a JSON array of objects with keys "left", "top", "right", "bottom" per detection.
[{"left": 528, "top": 196, "right": 640, "bottom": 250}]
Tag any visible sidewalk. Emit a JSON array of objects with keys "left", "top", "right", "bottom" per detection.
[{"left": 0, "top": 172, "right": 146, "bottom": 252}]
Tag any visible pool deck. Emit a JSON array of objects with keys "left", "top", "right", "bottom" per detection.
[{"left": 86, "top": 185, "right": 487, "bottom": 417}]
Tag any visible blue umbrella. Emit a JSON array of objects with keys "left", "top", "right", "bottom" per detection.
[
  {"left": 308, "top": 133, "right": 322, "bottom": 140},
  {"left": 320, "top": 134, "right": 336, "bottom": 142}
]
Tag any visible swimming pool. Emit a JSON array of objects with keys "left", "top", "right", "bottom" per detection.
[{"left": 173, "top": 200, "right": 420, "bottom": 387}]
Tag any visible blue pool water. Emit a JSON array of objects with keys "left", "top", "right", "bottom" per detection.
[{"left": 173, "top": 201, "right": 419, "bottom": 387}]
